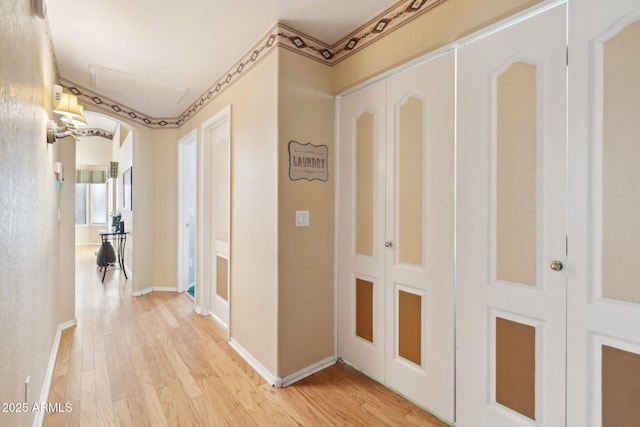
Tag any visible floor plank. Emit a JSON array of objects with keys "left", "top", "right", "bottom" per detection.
[{"left": 44, "top": 245, "right": 448, "bottom": 426}]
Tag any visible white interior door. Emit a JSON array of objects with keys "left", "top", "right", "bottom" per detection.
[
  {"left": 384, "top": 52, "right": 454, "bottom": 420},
  {"left": 338, "top": 52, "right": 455, "bottom": 422},
  {"left": 338, "top": 80, "right": 387, "bottom": 381},
  {"left": 456, "top": 4, "right": 567, "bottom": 426},
  {"left": 567, "top": 1, "right": 640, "bottom": 425},
  {"left": 199, "top": 106, "right": 231, "bottom": 329}
]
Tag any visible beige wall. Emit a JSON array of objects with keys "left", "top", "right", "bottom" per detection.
[
  {"left": 58, "top": 141, "right": 76, "bottom": 327},
  {"left": 76, "top": 136, "right": 112, "bottom": 165},
  {"left": 333, "top": 0, "right": 542, "bottom": 94},
  {"left": 0, "top": 0, "right": 74, "bottom": 424},
  {"left": 131, "top": 125, "right": 156, "bottom": 293},
  {"left": 151, "top": 127, "right": 179, "bottom": 288},
  {"left": 173, "top": 52, "right": 280, "bottom": 373},
  {"left": 277, "top": 49, "right": 335, "bottom": 377},
  {"left": 148, "top": 0, "right": 546, "bottom": 381}
]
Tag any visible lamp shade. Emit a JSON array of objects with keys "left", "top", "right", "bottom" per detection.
[
  {"left": 61, "top": 105, "right": 87, "bottom": 127},
  {"left": 53, "top": 93, "right": 83, "bottom": 119}
]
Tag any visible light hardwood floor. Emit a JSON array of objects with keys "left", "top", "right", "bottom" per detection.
[{"left": 44, "top": 245, "right": 447, "bottom": 426}]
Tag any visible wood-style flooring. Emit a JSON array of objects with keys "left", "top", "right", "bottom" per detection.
[{"left": 44, "top": 245, "right": 447, "bottom": 426}]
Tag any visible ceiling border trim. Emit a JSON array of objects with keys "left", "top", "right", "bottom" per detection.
[
  {"left": 58, "top": 0, "right": 449, "bottom": 129},
  {"left": 281, "top": 0, "right": 449, "bottom": 64},
  {"left": 59, "top": 78, "right": 181, "bottom": 128}
]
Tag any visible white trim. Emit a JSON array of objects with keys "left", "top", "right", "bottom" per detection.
[
  {"left": 177, "top": 129, "right": 198, "bottom": 294},
  {"left": 33, "top": 319, "right": 77, "bottom": 427},
  {"left": 333, "top": 95, "right": 341, "bottom": 360},
  {"left": 131, "top": 287, "right": 178, "bottom": 297},
  {"left": 198, "top": 104, "right": 232, "bottom": 334},
  {"left": 210, "top": 311, "right": 228, "bottom": 330},
  {"left": 228, "top": 338, "right": 336, "bottom": 389},
  {"left": 279, "top": 356, "right": 337, "bottom": 388},
  {"left": 229, "top": 338, "right": 279, "bottom": 386}
]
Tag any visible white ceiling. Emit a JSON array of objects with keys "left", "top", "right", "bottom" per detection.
[{"left": 46, "top": 0, "right": 397, "bottom": 121}]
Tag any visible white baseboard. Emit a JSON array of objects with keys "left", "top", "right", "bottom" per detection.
[
  {"left": 207, "top": 311, "right": 228, "bottom": 331},
  {"left": 228, "top": 338, "right": 336, "bottom": 388},
  {"left": 229, "top": 338, "right": 279, "bottom": 386},
  {"left": 279, "top": 356, "right": 336, "bottom": 387},
  {"left": 131, "top": 287, "right": 178, "bottom": 297},
  {"left": 33, "top": 319, "right": 77, "bottom": 427}
]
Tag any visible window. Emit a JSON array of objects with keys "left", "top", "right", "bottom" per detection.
[{"left": 75, "top": 183, "right": 108, "bottom": 225}]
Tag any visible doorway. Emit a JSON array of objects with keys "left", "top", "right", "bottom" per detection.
[
  {"left": 178, "top": 131, "right": 197, "bottom": 296},
  {"left": 198, "top": 106, "right": 231, "bottom": 329}
]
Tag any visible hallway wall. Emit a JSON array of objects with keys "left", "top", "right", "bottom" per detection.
[
  {"left": 0, "top": 0, "right": 74, "bottom": 425},
  {"left": 173, "top": 52, "right": 280, "bottom": 374}
]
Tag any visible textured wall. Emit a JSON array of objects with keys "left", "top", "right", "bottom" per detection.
[
  {"left": 0, "top": 0, "right": 65, "bottom": 425},
  {"left": 277, "top": 49, "right": 335, "bottom": 377},
  {"left": 174, "top": 52, "right": 280, "bottom": 374}
]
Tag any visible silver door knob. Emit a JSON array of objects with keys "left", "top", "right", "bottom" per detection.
[
  {"left": 550, "top": 260, "right": 563, "bottom": 271},
  {"left": 385, "top": 241, "right": 393, "bottom": 248}
]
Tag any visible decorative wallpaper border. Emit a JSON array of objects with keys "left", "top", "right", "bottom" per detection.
[
  {"left": 278, "top": 0, "right": 449, "bottom": 65},
  {"left": 60, "top": 78, "right": 181, "bottom": 128},
  {"left": 80, "top": 128, "right": 114, "bottom": 140},
  {"left": 59, "top": 0, "right": 448, "bottom": 129}
]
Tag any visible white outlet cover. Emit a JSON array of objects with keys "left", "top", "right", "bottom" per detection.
[{"left": 296, "top": 210, "right": 309, "bottom": 227}]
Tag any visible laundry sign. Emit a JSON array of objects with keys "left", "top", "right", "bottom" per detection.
[{"left": 288, "top": 141, "right": 329, "bottom": 182}]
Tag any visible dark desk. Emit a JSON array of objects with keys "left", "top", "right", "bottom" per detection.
[{"left": 98, "top": 230, "right": 129, "bottom": 282}]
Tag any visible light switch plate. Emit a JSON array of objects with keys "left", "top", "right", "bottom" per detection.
[{"left": 295, "top": 210, "right": 309, "bottom": 227}]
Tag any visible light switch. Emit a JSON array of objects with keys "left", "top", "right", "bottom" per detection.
[{"left": 296, "top": 210, "right": 309, "bottom": 227}]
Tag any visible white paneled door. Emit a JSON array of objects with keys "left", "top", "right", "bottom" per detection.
[
  {"left": 338, "top": 52, "right": 455, "bottom": 422},
  {"left": 567, "top": 0, "right": 640, "bottom": 426},
  {"left": 200, "top": 106, "right": 231, "bottom": 329},
  {"left": 456, "top": 4, "right": 567, "bottom": 426},
  {"left": 338, "top": 79, "right": 387, "bottom": 381}
]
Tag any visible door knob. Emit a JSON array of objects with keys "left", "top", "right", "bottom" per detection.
[
  {"left": 385, "top": 241, "right": 393, "bottom": 248},
  {"left": 550, "top": 260, "right": 563, "bottom": 271}
]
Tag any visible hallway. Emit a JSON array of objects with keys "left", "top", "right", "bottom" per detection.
[{"left": 43, "top": 246, "right": 446, "bottom": 426}]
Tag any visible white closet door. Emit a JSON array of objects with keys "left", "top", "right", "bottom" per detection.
[
  {"left": 338, "top": 80, "right": 387, "bottom": 381},
  {"left": 338, "top": 53, "right": 455, "bottom": 422},
  {"left": 384, "top": 52, "right": 455, "bottom": 420},
  {"left": 456, "top": 4, "right": 567, "bottom": 426},
  {"left": 568, "top": 1, "right": 640, "bottom": 426}
]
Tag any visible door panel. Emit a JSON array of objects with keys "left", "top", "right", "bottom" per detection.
[
  {"left": 210, "top": 120, "right": 230, "bottom": 326},
  {"left": 199, "top": 106, "right": 231, "bottom": 328},
  {"left": 456, "top": 5, "right": 567, "bottom": 426},
  {"left": 338, "top": 81, "right": 386, "bottom": 380},
  {"left": 567, "top": 1, "right": 640, "bottom": 425},
  {"left": 385, "top": 52, "right": 455, "bottom": 420},
  {"left": 338, "top": 52, "right": 454, "bottom": 422}
]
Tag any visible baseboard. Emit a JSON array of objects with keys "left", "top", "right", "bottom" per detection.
[
  {"left": 228, "top": 338, "right": 336, "bottom": 388},
  {"left": 279, "top": 356, "right": 336, "bottom": 387},
  {"left": 33, "top": 319, "right": 77, "bottom": 427},
  {"left": 207, "top": 311, "right": 229, "bottom": 332},
  {"left": 131, "top": 287, "right": 178, "bottom": 297},
  {"left": 229, "top": 338, "right": 279, "bottom": 386}
]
